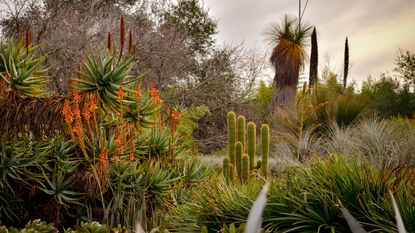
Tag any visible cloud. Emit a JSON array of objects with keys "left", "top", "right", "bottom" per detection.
[{"left": 204, "top": 0, "right": 415, "bottom": 83}]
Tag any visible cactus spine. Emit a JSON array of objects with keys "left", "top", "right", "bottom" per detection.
[
  {"left": 241, "top": 154, "right": 249, "bottom": 183},
  {"left": 247, "top": 122, "right": 256, "bottom": 170},
  {"left": 237, "top": 115, "right": 246, "bottom": 150},
  {"left": 261, "top": 124, "right": 270, "bottom": 178},
  {"left": 235, "top": 141, "right": 243, "bottom": 179},
  {"left": 223, "top": 157, "right": 230, "bottom": 184},
  {"left": 227, "top": 112, "right": 236, "bottom": 167}
]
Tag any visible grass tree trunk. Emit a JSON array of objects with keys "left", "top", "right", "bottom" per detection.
[{"left": 274, "top": 85, "right": 297, "bottom": 106}]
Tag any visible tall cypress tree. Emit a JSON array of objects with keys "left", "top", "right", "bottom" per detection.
[
  {"left": 309, "top": 27, "right": 318, "bottom": 89},
  {"left": 343, "top": 37, "right": 349, "bottom": 91}
]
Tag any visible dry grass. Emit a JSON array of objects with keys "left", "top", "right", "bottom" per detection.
[{"left": 0, "top": 92, "right": 67, "bottom": 137}]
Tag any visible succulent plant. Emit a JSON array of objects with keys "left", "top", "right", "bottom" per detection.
[
  {"left": 247, "top": 122, "right": 256, "bottom": 170},
  {"left": 241, "top": 154, "right": 249, "bottom": 183},
  {"left": 223, "top": 157, "right": 230, "bottom": 184},
  {"left": 235, "top": 142, "right": 243, "bottom": 179},
  {"left": 227, "top": 111, "right": 236, "bottom": 166},
  {"left": 261, "top": 124, "right": 270, "bottom": 178},
  {"left": 0, "top": 39, "right": 49, "bottom": 97},
  {"left": 237, "top": 115, "right": 246, "bottom": 150}
]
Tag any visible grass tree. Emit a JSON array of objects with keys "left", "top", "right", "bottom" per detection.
[{"left": 266, "top": 15, "right": 312, "bottom": 106}]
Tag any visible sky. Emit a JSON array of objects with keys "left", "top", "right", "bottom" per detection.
[{"left": 203, "top": 0, "right": 415, "bottom": 85}]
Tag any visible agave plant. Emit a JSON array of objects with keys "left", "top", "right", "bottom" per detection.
[{"left": 0, "top": 39, "right": 49, "bottom": 97}]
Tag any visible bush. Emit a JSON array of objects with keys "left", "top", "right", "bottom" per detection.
[{"left": 360, "top": 75, "right": 415, "bottom": 118}]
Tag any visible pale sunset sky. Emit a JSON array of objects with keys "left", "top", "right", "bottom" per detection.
[{"left": 204, "top": 0, "right": 415, "bottom": 85}]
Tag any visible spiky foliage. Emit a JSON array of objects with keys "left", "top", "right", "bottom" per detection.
[
  {"left": 173, "top": 156, "right": 212, "bottom": 201},
  {"left": 241, "top": 154, "right": 249, "bottom": 183},
  {"left": 0, "top": 39, "right": 48, "bottom": 97},
  {"left": 237, "top": 115, "right": 246, "bottom": 149},
  {"left": 235, "top": 142, "right": 243, "bottom": 179},
  {"left": 344, "top": 37, "right": 349, "bottom": 90},
  {"left": 72, "top": 51, "right": 133, "bottom": 113},
  {"left": 72, "top": 50, "right": 159, "bottom": 129},
  {"left": 309, "top": 27, "right": 318, "bottom": 89},
  {"left": 261, "top": 124, "right": 269, "bottom": 178},
  {"left": 135, "top": 127, "right": 186, "bottom": 158},
  {"left": 0, "top": 39, "right": 64, "bottom": 136},
  {"left": 169, "top": 180, "right": 262, "bottom": 232},
  {"left": 247, "top": 122, "right": 256, "bottom": 170},
  {"left": 266, "top": 15, "right": 312, "bottom": 105},
  {"left": 227, "top": 111, "right": 237, "bottom": 166},
  {"left": 171, "top": 155, "right": 415, "bottom": 232},
  {"left": 106, "top": 161, "right": 182, "bottom": 230}
]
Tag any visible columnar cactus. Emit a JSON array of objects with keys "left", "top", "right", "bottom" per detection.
[
  {"left": 247, "top": 122, "right": 256, "bottom": 170},
  {"left": 261, "top": 124, "right": 270, "bottom": 178},
  {"left": 235, "top": 141, "right": 243, "bottom": 179},
  {"left": 227, "top": 112, "right": 236, "bottom": 166},
  {"left": 256, "top": 160, "right": 262, "bottom": 169},
  {"left": 224, "top": 112, "right": 272, "bottom": 184},
  {"left": 237, "top": 115, "right": 246, "bottom": 150},
  {"left": 223, "top": 157, "right": 230, "bottom": 184},
  {"left": 229, "top": 164, "right": 234, "bottom": 181},
  {"left": 241, "top": 154, "right": 249, "bottom": 183}
]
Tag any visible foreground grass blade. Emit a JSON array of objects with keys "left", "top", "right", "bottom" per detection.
[
  {"left": 338, "top": 200, "right": 367, "bottom": 233},
  {"left": 389, "top": 190, "right": 406, "bottom": 233},
  {"left": 245, "top": 182, "right": 270, "bottom": 233}
]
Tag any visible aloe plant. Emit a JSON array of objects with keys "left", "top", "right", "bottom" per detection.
[
  {"left": 39, "top": 169, "right": 83, "bottom": 207},
  {"left": 72, "top": 52, "right": 133, "bottom": 112},
  {"left": 0, "top": 39, "right": 49, "bottom": 97}
]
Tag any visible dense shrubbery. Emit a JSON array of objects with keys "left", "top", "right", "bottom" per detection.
[
  {"left": 0, "top": 35, "right": 211, "bottom": 231},
  {"left": 171, "top": 155, "right": 415, "bottom": 232}
]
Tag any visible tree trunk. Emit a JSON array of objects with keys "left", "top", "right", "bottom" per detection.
[{"left": 274, "top": 85, "right": 297, "bottom": 106}]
